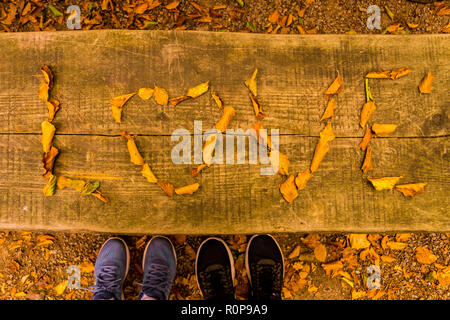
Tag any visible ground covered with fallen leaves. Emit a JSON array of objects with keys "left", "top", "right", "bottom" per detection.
[{"left": 0, "top": 0, "right": 449, "bottom": 300}]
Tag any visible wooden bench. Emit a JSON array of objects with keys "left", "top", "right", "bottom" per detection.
[{"left": 0, "top": 30, "right": 448, "bottom": 234}]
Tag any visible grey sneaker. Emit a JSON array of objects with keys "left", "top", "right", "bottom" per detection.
[
  {"left": 92, "top": 237, "right": 130, "bottom": 300},
  {"left": 139, "top": 236, "right": 177, "bottom": 300}
]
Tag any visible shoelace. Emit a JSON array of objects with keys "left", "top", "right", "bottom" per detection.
[
  {"left": 140, "top": 264, "right": 170, "bottom": 297},
  {"left": 199, "top": 265, "right": 234, "bottom": 299},
  {"left": 92, "top": 265, "right": 122, "bottom": 296},
  {"left": 252, "top": 263, "right": 282, "bottom": 300}
]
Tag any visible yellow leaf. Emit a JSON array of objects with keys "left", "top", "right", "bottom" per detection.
[
  {"left": 175, "top": 183, "right": 200, "bottom": 195},
  {"left": 142, "top": 163, "right": 158, "bottom": 183},
  {"left": 360, "top": 101, "right": 376, "bottom": 128},
  {"left": 288, "top": 245, "right": 301, "bottom": 259},
  {"left": 359, "top": 127, "right": 373, "bottom": 151},
  {"left": 154, "top": 86, "right": 169, "bottom": 105},
  {"left": 351, "top": 290, "right": 366, "bottom": 300},
  {"left": 349, "top": 234, "right": 371, "bottom": 249},
  {"left": 215, "top": 106, "right": 235, "bottom": 133},
  {"left": 41, "top": 65, "right": 54, "bottom": 88},
  {"left": 416, "top": 246, "right": 437, "bottom": 264},
  {"left": 38, "top": 82, "right": 49, "bottom": 101},
  {"left": 395, "top": 233, "right": 412, "bottom": 242},
  {"left": 418, "top": 72, "right": 433, "bottom": 94},
  {"left": 250, "top": 95, "right": 265, "bottom": 120},
  {"left": 279, "top": 175, "right": 298, "bottom": 203},
  {"left": 407, "top": 22, "right": 419, "bottom": 29},
  {"left": 79, "top": 261, "right": 95, "bottom": 273},
  {"left": 138, "top": 88, "right": 154, "bottom": 100},
  {"left": 42, "top": 174, "right": 57, "bottom": 197},
  {"left": 295, "top": 169, "right": 312, "bottom": 190},
  {"left": 386, "top": 241, "right": 408, "bottom": 250},
  {"left": 41, "top": 120, "right": 55, "bottom": 153},
  {"left": 371, "top": 124, "right": 398, "bottom": 136},
  {"left": 322, "top": 261, "right": 343, "bottom": 277},
  {"left": 109, "top": 92, "right": 135, "bottom": 107},
  {"left": 314, "top": 244, "right": 327, "bottom": 262},
  {"left": 381, "top": 255, "right": 397, "bottom": 263},
  {"left": 320, "top": 98, "right": 336, "bottom": 121},
  {"left": 211, "top": 92, "right": 223, "bottom": 109},
  {"left": 187, "top": 81, "right": 209, "bottom": 98},
  {"left": 111, "top": 105, "right": 123, "bottom": 123},
  {"left": 15, "top": 292, "right": 27, "bottom": 298},
  {"left": 361, "top": 145, "right": 374, "bottom": 174},
  {"left": 270, "top": 150, "right": 290, "bottom": 176},
  {"left": 119, "top": 131, "right": 145, "bottom": 166},
  {"left": 395, "top": 183, "right": 427, "bottom": 197},
  {"left": 324, "top": 74, "right": 343, "bottom": 97},
  {"left": 368, "top": 176, "right": 402, "bottom": 191},
  {"left": 244, "top": 68, "right": 258, "bottom": 96},
  {"left": 54, "top": 281, "right": 67, "bottom": 295},
  {"left": 385, "top": 6, "right": 394, "bottom": 20},
  {"left": 46, "top": 99, "right": 60, "bottom": 122}
]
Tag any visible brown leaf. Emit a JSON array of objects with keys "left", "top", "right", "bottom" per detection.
[
  {"left": 390, "top": 67, "right": 412, "bottom": 80},
  {"left": 157, "top": 181, "right": 174, "bottom": 197},
  {"left": 187, "top": 81, "right": 209, "bottom": 98},
  {"left": 361, "top": 145, "right": 374, "bottom": 174},
  {"left": 368, "top": 176, "right": 402, "bottom": 191},
  {"left": 324, "top": 74, "right": 342, "bottom": 97},
  {"left": 175, "top": 183, "right": 200, "bottom": 195},
  {"left": 119, "top": 131, "right": 145, "bottom": 166},
  {"left": 359, "top": 127, "right": 373, "bottom": 151},
  {"left": 314, "top": 244, "right": 327, "bottom": 262},
  {"left": 250, "top": 95, "right": 265, "bottom": 120},
  {"left": 42, "top": 146, "right": 59, "bottom": 179},
  {"left": 419, "top": 72, "right": 433, "bottom": 94},
  {"left": 295, "top": 169, "right": 312, "bottom": 190},
  {"left": 169, "top": 95, "right": 190, "bottom": 106},
  {"left": 41, "top": 121, "right": 55, "bottom": 153},
  {"left": 360, "top": 101, "right": 376, "bottom": 128},
  {"left": 320, "top": 98, "right": 336, "bottom": 121},
  {"left": 141, "top": 163, "right": 158, "bottom": 183},
  {"left": 371, "top": 123, "right": 397, "bottom": 136},
  {"left": 395, "top": 183, "right": 427, "bottom": 197},
  {"left": 41, "top": 65, "right": 54, "bottom": 89},
  {"left": 279, "top": 175, "right": 298, "bottom": 203},
  {"left": 154, "top": 86, "right": 169, "bottom": 105},
  {"left": 46, "top": 99, "right": 60, "bottom": 122},
  {"left": 91, "top": 190, "right": 109, "bottom": 203}
]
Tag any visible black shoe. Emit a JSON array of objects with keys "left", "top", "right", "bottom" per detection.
[
  {"left": 246, "top": 234, "right": 284, "bottom": 300},
  {"left": 195, "top": 237, "right": 235, "bottom": 300}
]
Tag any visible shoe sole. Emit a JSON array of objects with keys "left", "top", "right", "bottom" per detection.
[
  {"left": 98, "top": 237, "right": 130, "bottom": 300},
  {"left": 195, "top": 237, "right": 235, "bottom": 299},
  {"left": 245, "top": 234, "right": 285, "bottom": 288},
  {"left": 142, "top": 236, "right": 178, "bottom": 275}
]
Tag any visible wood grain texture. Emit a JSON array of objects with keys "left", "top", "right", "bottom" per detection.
[{"left": 0, "top": 30, "right": 448, "bottom": 233}]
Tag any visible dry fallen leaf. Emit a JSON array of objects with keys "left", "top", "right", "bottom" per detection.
[
  {"left": 324, "top": 74, "right": 342, "bottom": 97},
  {"left": 371, "top": 124, "right": 397, "bottom": 136},
  {"left": 322, "top": 261, "right": 343, "bottom": 278},
  {"left": 119, "top": 131, "right": 145, "bottom": 166},
  {"left": 211, "top": 92, "right": 223, "bottom": 109},
  {"left": 91, "top": 190, "right": 109, "bottom": 203},
  {"left": 320, "top": 98, "right": 336, "bottom": 121},
  {"left": 381, "top": 255, "right": 397, "bottom": 263},
  {"left": 314, "top": 244, "right": 327, "bottom": 262},
  {"left": 270, "top": 150, "right": 290, "bottom": 176},
  {"left": 38, "top": 82, "right": 49, "bottom": 101},
  {"left": 368, "top": 176, "right": 402, "bottom": 191},
  {"left": 245, "top": 68, "right": 258, "bottom": 97},
  {"left": 279, "top": 175, "right": 298, "bottom": 203},
  {"left": 138, "top": 88, "right": 154, "bottom": 100},
  {"left": 169, "top": 95, "right": 190, "bottom": 106},
  {"left": 386, "top": 241, "right": 408, "bottom": 250},
  {"left": 46, "top": 99, "right": 60, "bottom": 122},
  {"left": 360, "top": 101, "right": 376, "bottom": 128},
  {"left": 42, "top": 146, "right": 59, "bottom": 179},
  {"left": 288, "top": 245, "right": 301, "bottom": 259},
  {"left": 141, "top": 163, "right": 158, "bottom": 183},
  {"left": 349, "top": 234, "right": 371, "bottom": 249},
  {"left": 361, "top": 145, "right": 374, "bottom": 174},
  {"left": 41, "top": 120, "right": 56, "bottom": 153},
  {"left": 111, "top": 106, "right": 123, "bottom": 123},
  {"left": 43, "top": 174, "right": 57, "bottom": 197},
  {"left": 202, "top": 135, "right": 217, "bottom": 165},
  {"left": 54, "top": 281, "right": 67, "bottom": 295},
  {"left": 295, "top": 169, "right": 312, "bottom": 190},
  {"left": 165, "top": 1, "right": 180, "bottom": 10},
  {"left": 366, "top": 70, "right": 391, "bottom": 79},
  {"left": 310, "top": 122, "right": 335, "bottom": 173},
  {"left": 187, "top": 81, "right": 209, "bottom": 98},
  {"left": 395, "top": 183, "right": 427, "bottom": 197},
  {"left": 251, "top": 121, "right": 272, "bottom": 150},
  {"left": 154, "top": 86, "right": 169, "bottom": 105},
  {"left": 216, "top": 106, "right": 236, "bottom": 132},
  {"left": 41, "top": 65, "right": 54, "bottom": 89},
  {"left": 390, "top": 67, "right": 412, "bottom": 80},
  {"left": 250, "top": 95, "right": 265, "bottom": 120},
  {"left": 175, "top": 183, "right": 200, "bottom": 195},
  {"left": 192, "top": 164, "right": 207, "bottom": 177},
  {"left": 416, "top": 246, "right": 437, "bottom": 264},
  {"left": 419, "top": 72, "right": 434, "bottom": 94},
  {"left": 359, "top": 127, "right": 373, "bottom": 151},
  {"left": 157, "top": 181, "right": 174, "bottom": 197},
  {"left": 109, "top": 92, "right": 136, "bottom": 107}
]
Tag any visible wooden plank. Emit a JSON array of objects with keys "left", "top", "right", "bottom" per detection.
[
  {"left": 0, "top": 31, "right": 448, "bottom": 138},
  {"left": 0, "top": 133, "right": 448, "bottom": 233}
]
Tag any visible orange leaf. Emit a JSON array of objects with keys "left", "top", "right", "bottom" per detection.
[
  {"left": 119, "top": 131, "right": 145, "bottom": 166},
  {"left": 42, "top": 146, "right": 59, "bottom": 179},
  {"left": 154, "top": 86, "right": 169, "bottom": 105},
  {"left": 359, "top": 127, "right": 373, "bottom": 151},
  {"left": 169, "top": 95, "right": 189, "bottom": 106},
  {"left": 366, "top": 70, "right": 391, "bottom": 79},
  {"left": 416, "top": 246, "right": 437, "bottom": 264},
  {"left": 390, "top": 67, "right": 412, "bottom": 80},
  {"left": 109, "top": 92, "right": 136, "bottom": 107},
  {"left": 279, "top": 175, "right": 298, "bottom": 203},
  {"left": 360, "top": 101, "right": 376, "bottom": 128},
  {"left": 157, "top": 181, "right": 174, "bottom": 197},
  {"left": 295, "top": 169, "right": 312, "bottom": 190},
  {"left": 371, "top": 123, "right": 397, "bottom": 136},
  {"left": 141, "top": 163, "right": 158, "bottom": 183},
  {"left": 324, "top": 74, "right": 342, "bottom": 97},
  {"left": 138, "top": 88, "right": 154, "bottom": 100},
  {"left": 250, "top": 95, "right": 265, "bottom": 120},
  {"left": 244, "top": 68, "right": 258, "bottom": 96},
  {"left": 395, "top": 183, "right": 427, "bottom": 197},
  {"left": 165, "top": 1, "right": 180, "bottom": 10},
  {"left": 215, "top": 106, "right": 235, "bottom": 132},
  {"left": 320, "top": 98, "right": 336, "bottom": 121},
  {"left": 361, "top": 145, "right": 374, "bottom": 174},
  {"left": 211, "top": 92, "right": 223, "bottom": 109},
  {"left": 187, "top": 81, "right": 209, "bottom": 98},
  {"left": 314, "top": 244, "right": 327, "bottom": 262},
  {"left": 418, "top": 72, "right": 433, "bottom": 94},
  {"left": 175, "top": 183, "right": 200, "bottom": 195}
]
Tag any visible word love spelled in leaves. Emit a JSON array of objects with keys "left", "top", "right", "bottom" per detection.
[{"left": 40, "top": 64, "right": 431, "bottom": 204}]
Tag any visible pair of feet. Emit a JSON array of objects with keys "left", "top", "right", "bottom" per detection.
[{"left": 92, "top": 235, "right": 284, "bottom": 300}]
